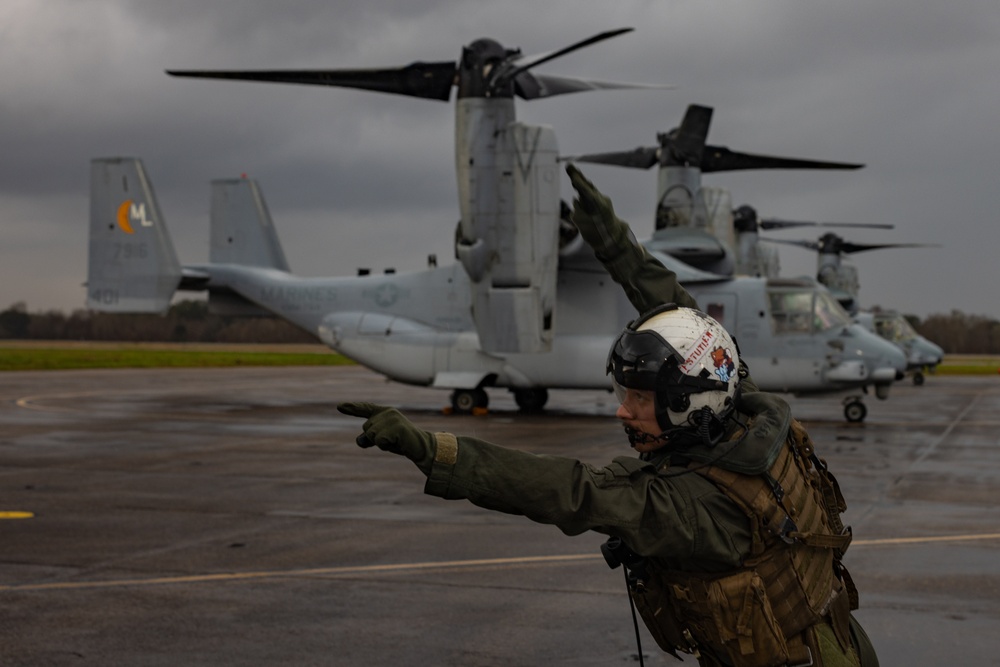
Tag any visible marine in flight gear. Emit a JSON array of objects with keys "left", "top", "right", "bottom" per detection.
[
  {"left": 337, "top": 164, "right": 879, "bottom": 666},
  {"left": 338, "top": 304, "right": 878, "bottom": 666}
]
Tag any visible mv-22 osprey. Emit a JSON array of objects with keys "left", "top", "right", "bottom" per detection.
[{"left": 86, "top": 29, "right": 905, "bottom": 421}]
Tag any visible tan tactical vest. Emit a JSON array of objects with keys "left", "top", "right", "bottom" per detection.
[{"left": 628, "top": 420, "right": 856, "bottom": 667}]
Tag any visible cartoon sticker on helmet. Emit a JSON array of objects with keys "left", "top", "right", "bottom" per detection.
[{"left": 711, "top": 346, "right": 736, "bottom": 383}]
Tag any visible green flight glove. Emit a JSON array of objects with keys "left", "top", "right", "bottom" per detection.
[
  {"left": 337, "top": 402, "right": 436, "bottom": 475},
  {"left": 566, "top": 163, "right": 636, "bottom": 260}
]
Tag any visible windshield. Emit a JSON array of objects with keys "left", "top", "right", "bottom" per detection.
[
  {"left": 768, "top": 288, "right": 851, "bottom": 334},
  {"left": 875, "top": 314, "right": 917, "bottom": 342}
]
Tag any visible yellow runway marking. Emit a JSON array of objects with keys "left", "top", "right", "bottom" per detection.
[
  {"left": 0, "top": 511, "right": 34, "bottom": 519},
  {"left": 3, "top": 533, "right": 998, "bottom": 593}
]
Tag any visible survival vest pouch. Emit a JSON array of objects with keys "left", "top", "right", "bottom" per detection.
[{"left": 617, "top": 418, "right": 856, "bottom": 667}]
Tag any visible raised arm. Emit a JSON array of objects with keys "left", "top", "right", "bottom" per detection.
[
  {"left": 566, "top": 164, "right": 757, "bottom": 392},
  {"left": 566, "top": 163, "right": 697, "bottom": 312}
]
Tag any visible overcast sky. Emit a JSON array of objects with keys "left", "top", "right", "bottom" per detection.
[{"left": 3, "top": 0, "right": 997, "bottom": 319}]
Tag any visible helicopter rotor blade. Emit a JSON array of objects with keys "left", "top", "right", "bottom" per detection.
[
  {"left": 660, "top": 105, "right": 714, "bottom": 166},
  {"left": 498, "top": 28, "right": 634, "bottom": 83},
  {"left": 166, "top": 61, "right": 459, "bottom": 101},
  {"left": 514, "top": 73, "right": 672, "bottom": 100},
  {"left": 757, "top": 219, "right": 894, "bottom": 231},
  {"left": 764, "top": 236, "right": 938, "bottom": 256},
  {"left": 838, "top": 241, "right": 939, "bottom": 255},
  {"left": 560, "top": 146, "right": 660, "bottom": 169},
  {"left": 701, "top": 146, "right": 864, "bottom": 173},
  {"left": 762, "top": 238, "right": 822, "bottom": 252},
  {"left": 497, "top": 28, "right": 672, "bottom": 99}
]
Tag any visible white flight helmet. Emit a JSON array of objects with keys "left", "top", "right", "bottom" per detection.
[{"left": 607, "top": 304, "right": 741, "bottom": 433}]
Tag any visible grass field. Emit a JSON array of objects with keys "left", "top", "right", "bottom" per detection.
[{"left": 1, "top": 342, "right": 998, "bottom": 375}]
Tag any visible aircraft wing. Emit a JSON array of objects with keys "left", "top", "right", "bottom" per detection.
[{"left": 644, "top": 247, "right": 732, "bottom": 285}]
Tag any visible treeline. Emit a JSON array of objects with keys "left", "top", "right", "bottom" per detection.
[
  {"left": 3, "top": 301, "right": 1000, "bottom": 353},
  {"left": 0, "top": 301, "right": 317, "bottom": 344},
  {"left": 908, "top": 310, "right": 1000, "bottom": 355}
]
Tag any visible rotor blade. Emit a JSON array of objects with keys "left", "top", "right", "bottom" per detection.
[
  {"left": 758, "top": 219, "right": 894, "bottom": 231},
  {"left": 839, "top": 242, "right": 938, "bottom": 255},
  {"left": 561, "top": 146, "right": 660, "bottom": 169},
  {"left": 762, "top": 238, "right": 822, "bottom": 252},
  {"left": 662, "top": 105, "right": 713, "bottom": 166},
  {"left": 701, "top": 145, "right": 865, "bottom": 173},
  {"left": 497, "top": 28, "right": 634, "bottom": 85},
  {"left": 166, "top": 61, "right": 458, "bottom": 101},
  {"left": 514, "top": 72, "right": 672, "bottom": 100}
]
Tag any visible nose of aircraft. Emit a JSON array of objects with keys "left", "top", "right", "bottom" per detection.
[
  {"left": 850, "top": 323, "right": 908, "bottom": 381},
  {"left": 913, "top": 338, "right": 945, "bottom": 366}
]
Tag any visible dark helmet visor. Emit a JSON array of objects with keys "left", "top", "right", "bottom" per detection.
[{"left": 606, "top": 328, "right": 683, "bottom": 392}]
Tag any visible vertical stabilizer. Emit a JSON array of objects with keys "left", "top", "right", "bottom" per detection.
[
  {"left": 87, "top": 157, "right": 182, "bottom": 312},
  {"left": 209, "top": 177, "right": 289, "bottom": 270}
]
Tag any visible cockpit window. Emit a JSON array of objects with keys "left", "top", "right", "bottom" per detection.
[
  {"left": 875, "top": 315, "right": 917, "bottom": 342},
  {"left": 768, "top": 288, "right": 851, "bottom": 334}
]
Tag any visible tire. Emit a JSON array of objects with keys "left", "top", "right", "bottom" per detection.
[
  {"left": 844, "top": 401, "right": 867, "bottom": 423},
  {"left": 513, "top": 388, "right": 549, "bottom": 413},
  {"left": 451, "top": 388, "right": 488, "bottom": 414}
]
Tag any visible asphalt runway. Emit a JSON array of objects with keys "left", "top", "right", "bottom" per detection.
[{"left": 1, "top": 366, "right": 998, "bottom": 666}]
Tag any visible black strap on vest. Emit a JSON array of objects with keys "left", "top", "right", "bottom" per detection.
[{"left": 602, "top": 537, "right": 646, "bottom": 667}]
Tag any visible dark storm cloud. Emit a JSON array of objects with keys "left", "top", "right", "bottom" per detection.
[{"left": 2, "top": 0, "right": 999, "bottom": 318}]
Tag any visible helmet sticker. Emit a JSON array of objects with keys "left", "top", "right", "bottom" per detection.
[
  {"left": 711, "top": 346, "right": 736, "bottom": 383},
  {"left": 679, "top": 329, "right": 715, "bottom": 373}
]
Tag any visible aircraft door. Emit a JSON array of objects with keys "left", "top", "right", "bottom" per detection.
[{"left": 765, "top": 288, "right": 826, "bottom": 391}]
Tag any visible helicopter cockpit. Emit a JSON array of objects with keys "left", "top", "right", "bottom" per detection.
[{"left": 767, "top": 282, "right": 851, "bottom": 335}]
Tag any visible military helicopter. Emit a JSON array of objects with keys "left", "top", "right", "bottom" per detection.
[
  {"left": 567, "top": 101, "right": 939, "bottom": 393},
  {"left": 85, "top": 30, "right": 905, "bottom": 421},
  {"left": 564, "top": 104, "right": 912, "bottom": 419},
  {"left": 87, "top": 155, "right": 904, "bottom": 422},
  {"left": 565, "top": 104, "right": 867, "bottom": 278},
  {"left": 764, "top": 231, "right": 944, "bottom": 383},
  {"left": 165, "top": 28, "right": 671, "bottom": 358}
]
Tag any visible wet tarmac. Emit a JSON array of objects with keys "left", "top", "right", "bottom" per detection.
[{"left": 1, "top": 366, "right": 998, "bottom": 666}]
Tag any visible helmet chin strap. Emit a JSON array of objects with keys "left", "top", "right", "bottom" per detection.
[
  {"left": 628, "top": 390, "right": 743, "bottom": 452},
  {"left": 623, "top": 425, "right": 669, "bottom": 448}
]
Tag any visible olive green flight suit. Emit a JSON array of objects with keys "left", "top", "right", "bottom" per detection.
[
  {"left": 558, "top": 165, "right": 878, "bottom": 665},
  {"left": 421, "top": 390, "right": 872, "bottom": 666}
]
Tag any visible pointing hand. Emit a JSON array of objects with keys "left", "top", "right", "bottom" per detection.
[
  {"left": 566, "top": 163, "right": 635, "bottom": 260},
  {"left": 337, "top": 402, "right": 436, "bottom": 475}
]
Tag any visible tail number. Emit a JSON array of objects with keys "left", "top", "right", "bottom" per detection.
[
  {"left": 113, "top": 243, "right": 149, "bottom": 260},
  {"left": 90, "top": 288, "right": 119, "bottom": 305}
]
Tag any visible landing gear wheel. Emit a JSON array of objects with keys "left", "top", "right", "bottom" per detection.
[
  {"left": 451, "top": 388, "right": 488, "bottom": 414},
  {"left": 913, "top": 371, "right": 925, "bottom": 386},
  {"left": 513, "top": 388, "right": 549, "bottom": 413},
  {"left": 844, "top": 400, "right": 867, "bottom": 423}
]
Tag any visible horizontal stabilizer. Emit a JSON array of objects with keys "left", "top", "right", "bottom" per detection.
[{"left": 87, "top": 158, "right": 181, "bottom": 312}]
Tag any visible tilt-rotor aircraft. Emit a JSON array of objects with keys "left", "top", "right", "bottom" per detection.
[
  {"left": 86, "top": 30, "right": 905, "bottom": 421},
  {"left": 565, "top": 103, "right": 868, "bottom": 278},
  {"left": 567, "top": 104, "right": 939, "bottom": 391},
  {"left": 765, "top": 232, "right": 944, "bottom": 384},
  {"left": 565, "top": 104, "right": 909, "bottom": 419}
]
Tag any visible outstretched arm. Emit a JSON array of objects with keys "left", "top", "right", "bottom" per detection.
[{"left": 337, "top": 402, "right": 750, "bottom": 566}]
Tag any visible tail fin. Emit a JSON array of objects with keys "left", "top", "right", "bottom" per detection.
[
  {"left": 206, "top": 177, "right": 289, "bottom": 317},
  {"left": 209, "top": 177, "right": 289, "bottom": 270},
  {"left": 87, "top": 157, "right": 182, "bottom": 313}
]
